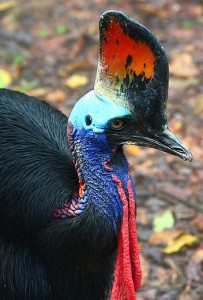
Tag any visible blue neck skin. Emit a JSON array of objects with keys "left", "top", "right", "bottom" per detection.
[{"left": 69, "top": 125, "right": 135, "bottom": 232}]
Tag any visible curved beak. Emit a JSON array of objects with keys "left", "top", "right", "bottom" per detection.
[
  {"left": 107, "top": 123, "right": 193, "bottom": 162},
  {"left": 128, "top": 128, "right": 192, "bottom": 162}
]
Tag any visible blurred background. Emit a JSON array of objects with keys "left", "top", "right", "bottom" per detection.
[{"left": 0, "top": 0, "right": 202, "bottom": 299}]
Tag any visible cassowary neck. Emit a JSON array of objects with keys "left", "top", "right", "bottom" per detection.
[
  {"left": 67, "top": 123, "right": 142, "bottom": 299},
  {"left": 68, "top": 123, "right": 133, "bottom": 231}
]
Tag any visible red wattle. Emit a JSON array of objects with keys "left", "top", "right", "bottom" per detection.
[{"left": 111, "top": 175, "right": 142, "bottom": 300}]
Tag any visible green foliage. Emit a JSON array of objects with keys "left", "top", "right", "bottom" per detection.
[
  {"left": 12, "top": 53, "right": 24, "bottom": 66},
  {"left": 181, "top": 21, "right": 193, "bottom": 30},
  {"left": 55, "top": 25, "right": 70, "bottom": 35},
  {"left": 38, "top": 30, "right": 50, "bottom": 39},
  {"left": 19, "top": 80, "right": 38, "bottom": 92},
  {"left": 153, "top": 208, "right": 175, "bottom": 233}
]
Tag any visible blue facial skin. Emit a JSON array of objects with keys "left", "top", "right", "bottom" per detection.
[
  {"left": 68, "top": 90, "right": 131, "bottom": 133},
  {"left": 68, "top": 90, "right": 136, "bottom": 232}
]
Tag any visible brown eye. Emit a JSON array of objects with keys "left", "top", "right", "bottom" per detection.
[{"left": 110, "top": 119, "right": 125, "bottom": 130}]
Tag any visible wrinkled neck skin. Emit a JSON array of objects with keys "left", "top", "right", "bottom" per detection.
[{"left": 68, "top": 123, "right": 136, "bottom": 233}]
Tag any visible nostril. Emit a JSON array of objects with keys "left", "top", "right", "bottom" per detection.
[{"left": 173, "top": 146, "right": 184, "bottom": 153}]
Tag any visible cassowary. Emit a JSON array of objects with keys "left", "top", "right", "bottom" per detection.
[{"left": 0, "top": 11, "right": 192, "bottom": 300}]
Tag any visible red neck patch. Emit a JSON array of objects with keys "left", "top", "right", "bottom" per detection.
[{"left": 111, "top": 175, "right": 142, "bottom": 300}]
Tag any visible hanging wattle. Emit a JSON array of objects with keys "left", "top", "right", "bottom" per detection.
[{"left": 111, "top": 175, "right": 142, "bottom": 300}]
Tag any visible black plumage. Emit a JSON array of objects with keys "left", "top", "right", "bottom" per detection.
[{"left": 0, "top": 89, "right": 116, "bottom": 300}]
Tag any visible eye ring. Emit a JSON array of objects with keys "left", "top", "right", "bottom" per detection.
[
  {"left": 110, "top": 118, "right": 125, "bottom": 130},
  {"left": 85, "top": 115, "right": 92, "bottom": 126}
]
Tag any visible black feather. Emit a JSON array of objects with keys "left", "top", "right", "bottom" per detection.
[{"left": 0, "top": 89, "right": 116, "bottom": 300}]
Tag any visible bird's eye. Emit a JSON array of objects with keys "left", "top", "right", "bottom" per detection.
[
  {"left": 85, "top": 115, "right": 92, "bottom": 126},
  {"left": 110, "top": 119, "right": 125, "bottom": 130}
]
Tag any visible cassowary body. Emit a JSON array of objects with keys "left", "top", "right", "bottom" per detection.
[
  {"left": 0, "top": 89, "right": 140, "bottom": 299},
  {"left": 0, "top": 10, "right": 192, "bottom": 300}
]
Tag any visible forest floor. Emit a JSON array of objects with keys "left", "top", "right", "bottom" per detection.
[{"left": 0, "top": 0, "right": 202, "bottom": 299}]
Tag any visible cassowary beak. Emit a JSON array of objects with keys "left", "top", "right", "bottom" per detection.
[
  {"left": 122, "top": 125, "right": 193, "bottom": 162},
  {"left": 107, "top": 118, "right": 192, "bottom": 162}
]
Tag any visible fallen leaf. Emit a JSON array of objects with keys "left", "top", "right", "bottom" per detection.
[
  {"left": 38, "top": 30, "right": 50, "bottom": 39},
  {"left": 55, "top": 25, "right": 70, "bottom": 35},
  {"left": 163, "top": 234, "right": 198, "bottom": 254},
  {"left": 65, "top": 74, "right": 89, "bottom": 89},
  {"left": 66, "top": 60, "right": 94, "bottom": 74},
  {"left": 0, "top": 69, "right": 12, "bottom": 88},
  {"left": 170, "top": 119, "right": 183, "bottom": 133},
  {"left": 0, "top": 1, "right": 16, "bottom": 12},
  {"left": 125, "top": 145, "right": 141, "bottom": 156},
  {"left": 27, "top": 88, "right": 49, "bottom": 98},
  {"left": 149, "top": 229, "right": 183, "bottom": 246},
  {"left": 85, "top": 23, "right": 98, "bottom": 36},
  {"left": 46, "top": 90, "right": 67, "bottom": 103},
  {"left": 153, "top": 209, "right": 175, "bottom": 233},
  {"left": 170, "top": 52, "right": 199, "bottom": 78},
  {"left": 181, "top": 21, "right": 193, "bottom": 30},
  {"left": 190, "top": 5, "right": 203, "bottom": 16}
]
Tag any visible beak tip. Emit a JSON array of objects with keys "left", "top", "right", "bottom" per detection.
[{"left": 181, "top": 150, "right": 193, "bottom": 162}]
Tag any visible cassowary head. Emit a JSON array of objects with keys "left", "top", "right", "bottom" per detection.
[{"left": 68, "top": 10, "right": 192, "bottom": 163}]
